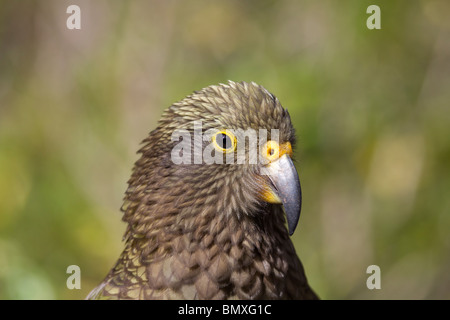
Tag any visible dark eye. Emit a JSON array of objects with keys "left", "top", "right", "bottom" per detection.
[
  {"left": 213, "top": 130, "right": 236, "bottom": 153},
  {"left": 218, "top": 133, "right": 232, "bottom": 149}
]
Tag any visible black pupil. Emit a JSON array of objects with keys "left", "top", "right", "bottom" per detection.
[{"left": 219, "top": 133, "right": 231, "bottom": 149}]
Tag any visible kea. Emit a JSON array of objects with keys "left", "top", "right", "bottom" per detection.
[{"left": 87, "top": 81, "right": 318, "bottom": 300}]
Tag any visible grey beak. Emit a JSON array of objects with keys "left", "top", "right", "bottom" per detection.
[{"left": 262, "top": 154, "right": 302, "bottom": 236}]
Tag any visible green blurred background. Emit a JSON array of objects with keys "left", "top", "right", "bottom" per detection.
[{"left": 1, "top": 0, "right": 449, "bottom": 299}]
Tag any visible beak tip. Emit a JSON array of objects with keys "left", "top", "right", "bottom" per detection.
[{"left": 286, "top": 208, "right": 300, "bottom": 236}]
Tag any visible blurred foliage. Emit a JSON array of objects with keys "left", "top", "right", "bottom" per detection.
[{"left": 0, "top": 0, "right": 449, "bottom": 299}]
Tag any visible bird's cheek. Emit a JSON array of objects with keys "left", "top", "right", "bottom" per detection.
[{"left": 257, "top": 177, "right": 282, "bottom": 204}]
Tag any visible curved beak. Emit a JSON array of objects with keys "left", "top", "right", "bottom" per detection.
[{"left": 261, "top": 154, "right": 302, "bottom": 236}]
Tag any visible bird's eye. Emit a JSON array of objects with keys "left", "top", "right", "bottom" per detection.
[
  {"left": 262, "top": 140, "right": 280, "bottom": 162},
  {"left": 212, "top": 130, "right": 236, "bottom": 153}
]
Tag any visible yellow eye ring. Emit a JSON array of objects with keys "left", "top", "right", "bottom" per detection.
[
  {"left": 263, "top": 140, "right": 280, "bottom": 162},
  {"left": 262, "top": 141, "right": 293, "bottom": 163},
  {"left": 212, "top": 130, "right": 237, "bottom": 153}
]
